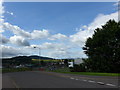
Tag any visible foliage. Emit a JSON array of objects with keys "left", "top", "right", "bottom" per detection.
[
  {"left": 2, "top": 56, "right": 32, "bottom": 68},
  {"left": 51, "top": 67, "right": 70, "bottom": 72},
  {"left": 69, "top": 64, "right": 86, "bottom": 72},
  {"left": 83, "top": 20, "right": 120, "bottom": 73}
]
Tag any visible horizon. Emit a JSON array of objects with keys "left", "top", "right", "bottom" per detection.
[{"left": 1, "top": 54, "right": 83, "bottom": 59}]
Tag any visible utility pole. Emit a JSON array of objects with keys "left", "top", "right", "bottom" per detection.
[{"left": 34, "top": 46, "right": 41, "bottom": 69}]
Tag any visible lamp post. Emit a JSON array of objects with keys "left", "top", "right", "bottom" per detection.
[{"left": 34, "top": 46, "right": 41, "bottom": 69}]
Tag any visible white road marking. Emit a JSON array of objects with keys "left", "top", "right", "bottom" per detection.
[
  {"left": 70, "top": 77, "right": 75, "bottom": 79},
  {"left": 70, "top": 77, "right": 117, "bottom": 87},
  {"left": 10, "top": 78, "right": 19, "bottom": 89},
  {"left": 97, "top": 82, "right": 105, "bottom": 85},
  {"left": 106, "top": 84, "right": 116, "bottom": 87},
  {"left": 88, "top": 80, "right": 95, "bottom": 83},
  {"left": 83, "top": 80, "right": 87, "bottom": 81}
]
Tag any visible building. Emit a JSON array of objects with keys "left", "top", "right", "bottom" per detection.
[{"left": 74, "top": 58, "right": 83, "bottom": 64}]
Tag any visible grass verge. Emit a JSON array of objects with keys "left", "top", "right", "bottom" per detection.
[
  {"left": 51, "top": 68, "right": 120, "bottom": 76},
  {"left": 56, "top": 72, "right": 120, "bottom": 76},
  {"left": 2, "top": 67, "right": 32, "bottom": 73}
]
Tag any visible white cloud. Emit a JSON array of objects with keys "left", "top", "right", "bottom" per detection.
[
  {"left": 70, "top": 30, "right": 92, "bottom": 47},
  {"left": 40, "top": 42, "right": 55, "bottom": 49},
  {"left": 88, "top": 12, "right": 118, "bottom": 30},
  {"left": 29, "top": 42, "right": 71, "bottom": 58},
  {"left": 69, "top": 11, "right": 118, "bottom": 47},
  {"left": 0, "top": 45, "right": 29, "bottom": 58},
  {"left": 3, "top": 22, "right": 50, "bottom": 40},
  {"left": 10, "top": 35, "right": 30, "bottom": 46},
  {"left": 48, "top": 50, "right": 68, "bottom": 58},
  {"left": 0, "top": 0, "right": 4, "bottom": 33},
  {"left": 6, "top": 11, "right": 14, "bottom": 16},
  {"left": 113, "top": 2, "right": 120, "bottom": 6},
  {"left": 0, "top": 19, "right": 4, "bottom": 33},
  {"left": 46, "top": 47, "right": 85, "bottom": 59},
  {"left": 0, "top": 0, "right": 4, "bottom": 18},
  {"left": 31, "top": 29, "right": 49, "bottom": 39},
  {"left": 48, "top": 33, "right": 68, "bottom": 40},
  {"left": 3, "top": 22, "right": 31, "bottom": 38},
  {"left": 31, "top": 42, "right": 69, "bottom": 50},
  {"left": 0, "top": 34, "right": 9, "bottom": 44}
]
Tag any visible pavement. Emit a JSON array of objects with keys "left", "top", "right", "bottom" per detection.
[{"left": 2, "top": 71, "right": 120, "bottom": 89}]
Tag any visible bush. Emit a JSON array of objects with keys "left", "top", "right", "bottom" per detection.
[{"left": 69, "top": 64, "right": 86, "bottom": 72}]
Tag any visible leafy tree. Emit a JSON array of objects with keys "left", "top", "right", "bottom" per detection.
[{"left": 83, "top": 20, "right": 120, "bottom": 73}]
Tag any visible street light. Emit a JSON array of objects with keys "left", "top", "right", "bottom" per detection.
[{"left": 33, "top": 46, "right": 41, "bottom": 69}]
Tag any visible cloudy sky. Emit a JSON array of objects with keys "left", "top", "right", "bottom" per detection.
[{"left": 0, "top": 0, "right": 119, "bottom": 58}]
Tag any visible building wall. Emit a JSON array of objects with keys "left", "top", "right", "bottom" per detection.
[{"left": 74, "top": 58, "right": 83, "bottom": 64}]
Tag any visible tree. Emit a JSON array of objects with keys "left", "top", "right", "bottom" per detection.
[{"left": 83, "top": 20, "right": 120, "bottom": 73}]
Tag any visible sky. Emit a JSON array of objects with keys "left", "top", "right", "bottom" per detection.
[{"left": 0, "top": 0, "right": 119, "bottom": 59}]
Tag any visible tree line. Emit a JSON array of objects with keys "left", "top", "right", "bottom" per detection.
[{"left": 73, "top": 20, "right": 120, "bottom": 73}]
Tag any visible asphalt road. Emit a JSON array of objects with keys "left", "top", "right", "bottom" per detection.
[{"left": 2, "top": 71, "right": 119, "bottom": 88}]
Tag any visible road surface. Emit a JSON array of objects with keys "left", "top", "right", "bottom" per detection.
[{"left": 2, "top": 71, "right": 119, "bottom": 88}]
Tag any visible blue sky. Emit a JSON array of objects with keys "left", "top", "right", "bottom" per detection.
[
  {"left": 3, "top": 2, "right": 115, "bottom": 35},
  {"left": 0, "top": 2, "right": 118, "bottom": 58}
]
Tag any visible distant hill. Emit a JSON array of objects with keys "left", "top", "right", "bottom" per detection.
[
  {"left": 2, "top": 56, "right": 32, "bottom": 64},
  {"left": 2, "top": 55, "right": 55, "bottom": 61},
  {"left": 29, "top": 55, "right": 54, "bottom": 60},
  {"left": 2, "top": 55, "right": 55, "bottom": 68}
]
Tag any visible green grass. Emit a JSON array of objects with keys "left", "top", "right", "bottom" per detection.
[
  {"left": 2, "top": 67, "right": 32, "bottom": 73},
  {"left": 53, "top": 67, "right": 70, "bottom": 72},
  {"left": 51, "top": 68, "right": 119, "bottom": 76},
  {"left": 0, "top": 68, "right": 2, "bottom": 73},
  {"left": 2, "top": 67, "right": 119, "bottom": 76},
  {"left": 58, "top": 72, "right": 120, "bottom": 76}
]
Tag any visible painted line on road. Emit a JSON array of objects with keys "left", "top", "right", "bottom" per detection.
[
  {"left": 35, "top": 71, "right": 71, "bottom": 79},
  {"left": 70, "top": 77, "right": 75, "bottom": 80},
  {"left": 34, "top": 71, "right": 118, "bottom": 87},
  {"left": 75, "top": 79, "right": 79, "bottom": 80},
  {"left": 69, "top": 76, "right": 118, "bottom": 87},
  {"left": 83, "top": 80, "right": 87, "bottom": 82},
  {"left": 106, "top": 83, "right": 116, "bottom": 87},
  {"left": 10, "top": 78, "right": 19, "bottom": 89},
  {"left": 97, "top": 82, "right": 105, "bottom": 85},
  {"left": 88, "top": 80, "right": 96, "bottom": 83}
]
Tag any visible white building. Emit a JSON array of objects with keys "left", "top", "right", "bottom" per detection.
[{"left": 74, "top": 58, "right": 83, "bottom": 64}]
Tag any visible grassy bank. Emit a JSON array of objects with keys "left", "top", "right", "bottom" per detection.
[
  {"left": 2, "top": 67, "right": 32, "bottom": 73},
  {"left": 0, "top": 68, "right": 2, "bottom": 73},
  {"left": 57, "top": 72, "right": 120, "bottom": 76},
  {"left": 1, "top": 67, "right": 120, "bottom": 76},
  {"left": 51, "top": 68, "right": 120, "bottom": 76}
]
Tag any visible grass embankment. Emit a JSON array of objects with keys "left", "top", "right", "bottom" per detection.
[
  {"left": 52, "top": 68, "right": 120, "bottom": 76},
  {"left": 1, "top": 67, "right": 119, "bottom": 76},
  {"left": 59, "top": 72, "right": 120, "bottom": 76},
  {"left": 2, "top": 67, "right": 32, "bottom": 73},
  {"left": 0, "top": 68, "right": 2, "bottom": 73}
]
